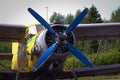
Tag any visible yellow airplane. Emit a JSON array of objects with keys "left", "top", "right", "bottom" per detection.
[{"left": 0, "top": 7, "right": 120, "bottom": 80}]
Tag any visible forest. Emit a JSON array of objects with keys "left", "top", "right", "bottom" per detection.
[{"left": 0, "top": 5, "right": 120, "bottom": 69}]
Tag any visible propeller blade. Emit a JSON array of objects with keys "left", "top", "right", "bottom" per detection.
[
  {"left": 32, "top": 42, "right": 59, "bottom": 72},
  {"left": 65, "top": 8, "right": 88, "bottom": 35},
  {"left": 28, "top": 8, "right": 57, "bottom": 35},
  {"left": 65, "top": 42, "right": 93, "bottom": 67}
]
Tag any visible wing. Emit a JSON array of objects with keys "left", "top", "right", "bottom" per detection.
[
  {"left": 0, "top": 24, "right": 26, "bottom": 42},
  {"left": 0, "top": 53, "right": 12, "bottom": 60},
  {"left": 0, "top": 64, "right": 120, "bottom": 79},
  {"left": 73, "top": 23, "right": 120, "bottom": 40},
  {"left": 0, "top": 70, "right": 17, "bottom": 80},
  {"left": 56, "top": 64, "right": 120, "bottom": 79}
]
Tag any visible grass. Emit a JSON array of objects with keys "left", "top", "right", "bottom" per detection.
[
  {"left": 63, "top": 74, "right": 120, "bottom": 80},
  {"left": 0, "top": 59, "right": 11, "bottom": 69},
  {"left": 79, "top": 75, "right": 120, "bottom": 80}
]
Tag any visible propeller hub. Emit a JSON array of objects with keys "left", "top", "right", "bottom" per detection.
[{"left": 56, "top": 33, "right": 67, "bottom": 43}]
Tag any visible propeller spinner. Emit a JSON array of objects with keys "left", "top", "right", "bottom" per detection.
[{"left": 28, "top": 8, "right": 93, "bottom": 72}]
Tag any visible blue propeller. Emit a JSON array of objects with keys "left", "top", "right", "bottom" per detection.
[
  {"left": 32, "top": 42, "right": 58, "bottom": 72},
  {"left": 28, "top": 8, "right": 93, "bottom": 72},
  {"left": 64, "top": 8, "right": 88, "bottom": 35},
  {"left": 28, "top": 8, "right": 57, "bottom": 35},
  {"left": 65, "top": 42, "right": 93, "bottom": 67}
]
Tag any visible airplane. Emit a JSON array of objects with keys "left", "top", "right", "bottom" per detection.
[{"left": 0, "top": 7, "right": 120, "bottom": 80}]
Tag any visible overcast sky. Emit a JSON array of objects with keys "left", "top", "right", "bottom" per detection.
[{"left": 0, "top": 0, "right": 120, "bottom": 25}]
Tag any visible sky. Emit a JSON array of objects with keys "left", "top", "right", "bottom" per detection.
[{"left": 0, "top": 0, "right": 120, "bottom": 25}]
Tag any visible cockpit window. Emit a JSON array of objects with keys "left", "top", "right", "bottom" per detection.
[
  {"left": 29, "top": 26, "right": 37, "bottom": 35},
  {"left": 25, "top": 25, "right": 37, "bottom": 39}
]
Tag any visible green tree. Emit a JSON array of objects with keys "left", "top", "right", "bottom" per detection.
[
  {"left": 84, "top": 5, "right": 103, "bottom": 23},
  {"left": 50, "top": 12, "right": 65, "bottom": 24},
  {"left": 110, "top": 7, "right": 120, "bottom": 22},
  {"left": 65, "top": 13, "right": 74, "bottom": 24},
  {"left": 75, "top": 9, "right": 81, "bottom": 18}
]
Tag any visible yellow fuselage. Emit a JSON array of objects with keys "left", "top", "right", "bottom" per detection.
[{"left": 11, "top": 25, "right": 41, "bottom": 72}]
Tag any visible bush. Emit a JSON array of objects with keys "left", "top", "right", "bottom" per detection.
[
  {"left": 93, "top": 50, "right": 120, "bottom": 66},
  {"left": 64, "top": 55, "right": 88, "bottom": 70},
  {"left": 0, "top": 42, "right": 12, "bottom": 53},
  {"left": 64, "top": 50, "right": 120, "bottom": 70}
]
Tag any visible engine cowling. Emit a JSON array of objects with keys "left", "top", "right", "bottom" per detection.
[{"left": 34, "top": 24, "right": 75, "bottom": 56}]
